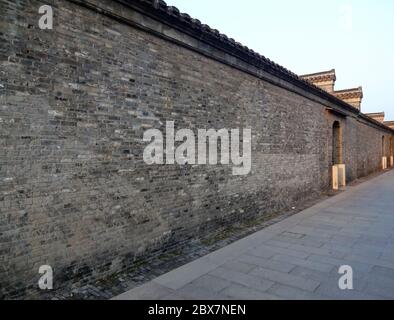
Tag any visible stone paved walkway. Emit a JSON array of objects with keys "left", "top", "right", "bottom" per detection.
[{"left": 114, "top": 170, "right": 394, "bottom": 300}]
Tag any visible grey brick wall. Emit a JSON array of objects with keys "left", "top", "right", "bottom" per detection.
[{"left": 0, "top": 0, "right": 393, "bottom": 298}]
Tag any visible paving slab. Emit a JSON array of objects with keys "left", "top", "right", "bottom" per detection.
[{"left": 113, "top": 170, "right": 394, "bottom": 300}]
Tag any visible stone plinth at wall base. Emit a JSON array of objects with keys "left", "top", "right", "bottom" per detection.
[
  {"left": 332, "top": 164, "right": 346, "bottom": 190},
  {"left": 391, "top": 156, "right": 394, "bottom": 167},
  {"left": 382, "top": 157, "right": 388, "bottom": 170}
]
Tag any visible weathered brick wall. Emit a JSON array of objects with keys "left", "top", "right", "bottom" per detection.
[
  {"left": 342, "top": 117, "right": 385, "bottom": 181},
  {"left": 353, "top": 119, "right": 387, "bottom": 178},
  {"left": 0, "top": 0, "right": 393, "bottom": 298}
]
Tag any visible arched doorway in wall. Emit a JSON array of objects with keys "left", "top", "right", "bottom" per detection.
[
  {"left": 332, "top": 121, "right": 343, "bottom": 165},
  {"left": 331, "top": 120, "right": 345, "bottom": 190},
  {"left": 382, "top": 136, "right": 385, "bottom": 157}
]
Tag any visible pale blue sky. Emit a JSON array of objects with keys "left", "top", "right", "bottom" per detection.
[{"left": 167, "top": 0, "right": 394, "bottom": 120}]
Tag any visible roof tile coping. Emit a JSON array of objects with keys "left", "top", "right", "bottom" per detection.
[{"left": 112, "top": 0, "right": 393, "bottom": 133}]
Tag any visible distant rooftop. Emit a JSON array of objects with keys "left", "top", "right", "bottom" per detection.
[
  {"left": 300, "top": 70, "right": 363, "bottom": 110},
  {"left": 365, "top": 112, "right": 385, "bottom": 123},
  {"left": 300, "top": 69, "right": 337, "bottom": 82},
  {"left": 334, "top": 87, "right": 364, "bottom": 100}
]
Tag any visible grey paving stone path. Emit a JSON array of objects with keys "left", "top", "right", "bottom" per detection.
[{"left": 113, "top": 170, "right": 394, "bottom": 300}]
